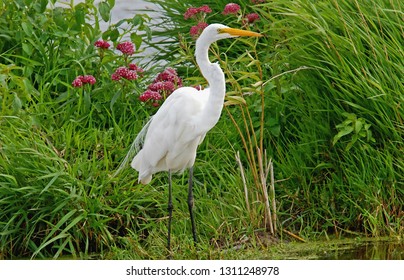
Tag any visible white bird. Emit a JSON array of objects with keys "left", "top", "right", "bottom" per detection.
[{"left": 129, "top": 23, "right": 262, "bottom": 250}]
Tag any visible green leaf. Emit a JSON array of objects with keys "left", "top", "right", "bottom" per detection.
[
  {"left": 333, "top": 126, "right": 354, "bottom": 145},
  {"left": 103, "top": 28, "right": 119, "bottom": 42},
  {"left": 271, "top": 126, "right": 281, "bottom": 137},
  {"left": 107, "top": 0, "right": 115, "bottom": 8},
  {"left": 336, "top": 119, "right": 353, "bottom": 129},
  {"left": 22, "top": 43, "right": 33, "bottom": 56},
  {"left": 53, "top": 8, "right": 68, "bottom": 31},
  {"left": 0, "top": 174, "right": 17, "bottom": 186},
  {"left": 132, "top": 14, "right": 143, "bottom": 26},
  {"left": 114, "top": 19, "right": 127, "bottom": 28},
  {"left": 12, "top": 94, "right": 22, "bottom": 112},
  {"left": 130, "top": 33, "right": 142, "bottom": 51},
  {"left": 36, "top": 0, "right": 47, "bottom": 13},
  {"left": 354, "top": 119, "right": 363, "bottom": 133},
  {"left": 345, "top": 134, "right": 358, "bottom": 151},
  {"left": 224, "top": 96, "right": 246, "bottom": 106},
  {"left": 74, "top": 5, "right": 86, "bottom": 26},
  {"left": 110, "top": 90, "right": 122, "bottom": 111},
  {"left": 83, "top": 90, "right": 92, "bottom": 112},
  {"left": 21, "top": 22, "right": 33, "bottom": 36},
  {"left": 99, "top": 2, "right": 111, "bottom": 22}
]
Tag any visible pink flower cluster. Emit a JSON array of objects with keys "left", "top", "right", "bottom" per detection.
[
  {"left": 94, "top": 39, "right": 110, "bottom": 49},
  {"left": 244, "top": 13, "right": 260, "bottom": 24},
  {"left": 148, "top": 81, "right": 175, "bottom": 93},
  {"left": 222, "top": 3, "right": 241, "bottom": 15},
  {"left": 184, "top": 4, "right": 261, "bottom": 38},
  {"left": 117, "top": 41, "right": 135, "bottom": 55},
  {"left": 111, "top": 63, "right": 143, "bottom": 81},
  {"left": 72, "top": 75, "right": 96, "bottom": 87},
  {"left": 222, "top": 3, "right": 261, "bottom": 25},
  {"left": 128, "top": 63, "right": 144, "bottom": 73},
  {"left": 139, "top": 68, "right": 182, "bottom": 107},
  {"left": 184, "top": 5, "right": 212, "bottom": 38},
  {"left": 190, "top": 22, "right": 208, "bottom": 38},
  {"left": 154, "top": 68, "right": 182, "bottom": 87},
  {"left": 184, "top": 5, "right": 212, "bottom": 20}
]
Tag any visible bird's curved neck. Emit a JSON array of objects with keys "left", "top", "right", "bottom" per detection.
[
  {"left": 195, "top": 39, "right": 226, "bottom": 133},
  {"left": 195, "top": 40, "right": 213, "bottom": 80}
]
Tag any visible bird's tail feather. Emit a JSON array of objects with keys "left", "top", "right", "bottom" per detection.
[{"left": 112, "top": 117, "right": 153, "bottom": 177}]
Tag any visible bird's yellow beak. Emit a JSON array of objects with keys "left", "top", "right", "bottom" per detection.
[{"left": 220, "top": 27, "right": 262, "bottom": 37}]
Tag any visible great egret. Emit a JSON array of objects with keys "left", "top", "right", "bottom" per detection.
[{"left": 129, "top": 23, "right": 262, "bottom": 250}]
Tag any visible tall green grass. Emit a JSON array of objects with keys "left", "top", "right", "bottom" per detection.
[{"left": 261, "top": 0, "right": 404, "bottom": 236}]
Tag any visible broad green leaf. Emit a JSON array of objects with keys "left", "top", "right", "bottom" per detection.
[
  {"left": 130, "top": 33, "right": 142, "bottom": 51},
  {"left": 354, "top": 119, "right": 363, "bottom": 133},
  {"left": 74, "top": 5, "right": 86, "bottom": 26},
  {"left": 333, "top": 126, "right": 354, "bottom": 145},
  {"left": 22, "top": 43, "right": 33, "bottom": 56},
  {"left": 21, "top": 22, "right": 33, "bottom": 36},
  {"left": 132, "top": 14, "right": 143, "bottom": 26},
  {"left": 105, "top": 28, "right": 120, "bottom": 42},
  {"left": 99, "top": 2, "right": 111, "bottom": 22}
]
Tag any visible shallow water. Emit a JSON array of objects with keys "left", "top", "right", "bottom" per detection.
[
  {"left": 318, "top": 240, "right": 404, "bottom": 260},
  {"left": 281, "top": 239, "right": 404, "bottom": 260}
]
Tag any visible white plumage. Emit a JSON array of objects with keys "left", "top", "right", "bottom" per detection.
[
  {"left": 130, "top": 24, "right": 261, "bottom": 184},
  {"left": 131, "top": 86, "right": 211, "bottom": 184}
]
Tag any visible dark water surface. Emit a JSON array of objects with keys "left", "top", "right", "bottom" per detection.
[
  {"left": 317, "top": 240, "right": 404, "bottom": 260},
  {"left": 285, "top": 239, "right": 404, "bottom": 260}
]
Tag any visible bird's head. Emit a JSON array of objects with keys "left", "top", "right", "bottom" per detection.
[{"left": 198, "top": 23, "right": 262, "bottom": 44}]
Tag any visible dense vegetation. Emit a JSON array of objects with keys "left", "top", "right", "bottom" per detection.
[{"left": 0, "top": 0, "right": 402, "bottom": 259}]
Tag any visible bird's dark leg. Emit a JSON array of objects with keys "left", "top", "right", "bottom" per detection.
[
  {"left": 167, "top": 170, "right": 173, "bottom": 252},
  {"left": 188, "top": 167, "right": 198, "bottom": 244}
]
